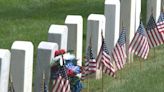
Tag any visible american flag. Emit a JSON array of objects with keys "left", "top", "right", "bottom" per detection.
[
  {"left": 8, "top": 75, "right": 15, "bottom": 92},
  {"left": 157, "top": 12, "right": 164, "bottom": 40},
  {"left": 43, "top": 82, "right": 48, "bottom": 92},
  {"left": 81, "top": 44, "right": 96, "bottom": 79},
  {"left": 51, "top": 66, "right": 71, "bottom": 92},
  {"left": 41, "top": 72, "right": 48, "bottom": 92},
  {"left": 146, "top": 14, "right": 164, "bottom": 48},
  {"left": 112, "top": 28, "right": 127, "bottom": 70},
  {"left": 96, "top": 33, "right": 115, "bottom": 77},
  {"left": 129, "top": 21, "right": 150, "bottom": 59}
]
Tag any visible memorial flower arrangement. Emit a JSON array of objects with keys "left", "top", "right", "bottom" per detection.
[{"left": 50, "top": 49, "right": 83, "bottom": 92}]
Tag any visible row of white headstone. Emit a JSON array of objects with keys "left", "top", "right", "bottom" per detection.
[{"left": 0, "top": 0, "right": 163, "bottom": 92}]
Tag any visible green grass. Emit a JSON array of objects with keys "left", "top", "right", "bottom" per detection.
[
  {"left": 83, "top": 45, "right": 164, "bottom": 92},
  {"left": 0, "top": 0, "right": 104, "bottom": 67},
  {"left": 0, "top": 0, "right": 164, "bottom": 92}
]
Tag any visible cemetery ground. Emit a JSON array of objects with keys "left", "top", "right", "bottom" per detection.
[{"left": 0, "top": 0, "right": 163, "bottom": 92}]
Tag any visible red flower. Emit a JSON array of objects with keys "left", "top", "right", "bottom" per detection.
[
  {"left": 67, "top": 69, "right": 76, "bottom": 77},
  {"left": 54, "top": 49, "right": 66, "bottom": 57}
]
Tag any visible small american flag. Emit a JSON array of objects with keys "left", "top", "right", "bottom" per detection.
[
  {"left": 146, "top": 14, "right": 164, "bottom": 48},
  {"left": 129, "top": 21, "right": 150, "bottom": 59},
  {"left": 81, "top": 44, "right": 96, "bottom": 79},
  {"left": 51, "top": 66, "right": 71, "bottom": 92},
  {"left": 8, "top": 75, "right": 15, "bottom": 92},
  {"left": 43, "top": 82, "right": 48, "bottom": 92},
  {"left": 42, "top": 72, "right": 48, "bottom": 92},
  {"left": 96, "top": 33, "right": 115, "bottom": 77},
  {"left": 157, "top": 12, "right": 164, "bottom": 40},
  {"left": 112, "top": 28, "right": 127, "bottom": 70}
]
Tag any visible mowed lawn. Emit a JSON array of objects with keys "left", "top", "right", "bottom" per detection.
[{"left": 0, "top": 0, "right": 164, "bottom": 92}]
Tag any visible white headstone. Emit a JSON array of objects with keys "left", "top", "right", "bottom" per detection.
[
  {"left": 48, "top": 24, "right": 68, "bottom": 50},
  {"left": 135, "top": 0, "right": 141, "bottom": 31},
  {"left": 87, "top": 14, "right": 106, "bottom": 79},
  {"left": 34, "top": 41, "right": 58, "bottom": 92},
  {"left": 147, "top": 0, "right": 161, "bottom": 22},
  {"left": 0, "top": 49, "right": 10, "bottom": 92},
  {"left": 162, "top": 0, "right": 164, "bottom": 7},
  {"left": 104, "top": 0, "right": 120, "bottom": 53},
  {"left": 120, "top": 0, "right": 136, "bottom": 62},
  {"left": 65, "top": 15, "right": 83, "bottom": 67},
  {"left": 11, "top": 41, "right": 33, "bottom": 92}
]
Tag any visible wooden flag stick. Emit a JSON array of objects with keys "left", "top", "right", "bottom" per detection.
[
  {"left": 87, "top": 29, "right": 93, "bottom": 92},
  {"left": 42, "top": 71, "right": 45, "bottom": 92},
  {"left": 87, "top": 78, "right": 89, "bottom": 92},
  {"left": 120, "top": 67, "right": 123, "bottom": 80},
  {"left": 102, "top": 67, "right": 104, "bottom": 92},
  {"left": 163, "top": 45, "right": 164, "bottom": 61},
  {"left": 154, "top": 48, "right": 156, "bottom": 62},
  {"left": 100, "top": 30, "right": 104, "bottom": 92},
  {"left": 139, "top": 58, "right": 142, "bottom": 71},
  {"left": 9, "top": 74, "right": 15, "bottom": 92}
]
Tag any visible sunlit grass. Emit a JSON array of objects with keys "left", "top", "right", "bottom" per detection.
[{"left": 0, "top": 0, "right": 163, "bottom": 92}]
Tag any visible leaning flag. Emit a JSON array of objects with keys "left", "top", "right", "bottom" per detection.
[
  {"left": 146, "top": 14, "right": 164, "bottom": 48},
  {"left": 129, "top": 21, "right": 150, "bottom": 59},
  {"left": 96, "top": 33, "right": 115, "bottom": 77},
  {"left": 157, "top": 12, "right": 164, "bottom": 40},
  {"left": 112, "top": 28, "right": 127, "bottom": 70},
  {"left": 51, "top": 66, "right": 71, "bottom": 92},
  {"left": 81, "top": 44, "right": 96, "bottom": 79}
]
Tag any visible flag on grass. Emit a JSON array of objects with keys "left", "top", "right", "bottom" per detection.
[
  {"left": 112, "top": 28, "right": 127, "bottom": 70},
  {"left": 146, "top": 14, "right": 164, "bottom": 48},
  {"left": 96, "top": 33, "right": 115, "bottom": 77},
  {"left": 157, "top": 12, "right": 164, "bottom": 40},
  {"left": 81, "top": 43, "right": 96, "bottom": 79},
  {"left": 52, "top": 66, "right": 71, "bottom": 92},
  {"left": 129, "top": 21, "right": 150, "bottom": 59}
]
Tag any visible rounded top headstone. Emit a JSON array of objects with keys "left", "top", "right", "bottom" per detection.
[
  {"left": 88, "top": 14, "right": 105, "bottom": 21},
  {"left": 0, "top": 49, "right": 10, "bottom": 58},
  {"left": 38, "top": 41, "right": 58, "bottom": 50},
  {"left": 48, "top": 24, "right": 68, "bottom": 34},
  {"left": 105, "top": 0, "right": 120, "bottom": 5},
  {"left": 11, "top": 41, "right": 33, "bottom": 51},
  {"left": 65, "top": 15, "right": 83, "bottom": 24}
]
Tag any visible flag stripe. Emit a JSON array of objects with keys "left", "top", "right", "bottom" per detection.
[
  {"left": 138, "top": 39, "right": 146, "bottom": 56},
  {"left": 115, "top": 44, "right": 124, "bottom": 68},
  {"left": 146, "top": 14, "right": 163, "bottom": 48},
  {"left": 51, "top": 66, "right": 71, "bottom": 92},
  {"left": 112, "top": 48, "right": 122, "bottom": 70},
  {"left": 112, "top": 29, "right": 126, "bottom": 70},
  {"left": 129, "top": 21, "right": 149, "bottom": 59},
  {"left": 136, "top": 36, "right": 144, "bottom": 54},
  {"left": 157, "top": 12, "right": 164, "bottom": 41},
  {"left": 96, "top": 35, "right": 116, "bottom": 77},
  {"left": 102, "top": 52, "right": 114, "bottom": 68},
  {"left": 132, "top": 34, "right": 142, "bottom": 53},
  {"left": 81, "top": 43, "right": 96, "bottom": 80},
  {"left": 143, "top": 44, "right": 149, "bottom": 59},
  {"left": 129, "top": 34, "right": 139, "bottom": 53},
  {"left": 116, "top": 44, "right": 124, "bottom": 65}
]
